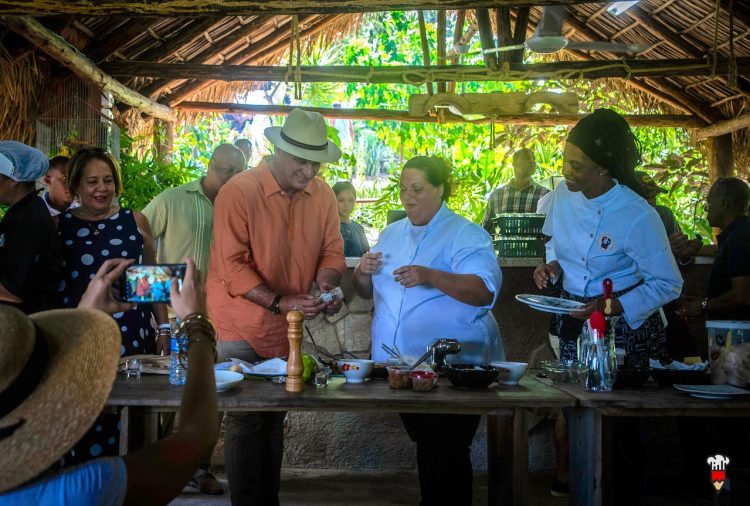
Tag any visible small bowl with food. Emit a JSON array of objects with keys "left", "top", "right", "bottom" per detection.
[
  {"left": 491, "top": 361, "right": 528, "bottom": 386},
  {"left": 410, "top": 370, "right": 437, "bottom": 392},
  {"left": 387, "top": 365, "right": 413, "bottom": 389},
  {"left": 337, "top": 359, "right": 374, "bottom": 384}
]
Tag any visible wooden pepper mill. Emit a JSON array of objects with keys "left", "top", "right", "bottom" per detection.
[{"left": 286, "top": 310, "right": 304, "bottom": 393}]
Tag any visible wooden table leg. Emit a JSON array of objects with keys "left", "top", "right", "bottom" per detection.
[
  {"left": 487, "top": 410, "right": 528, "bottom": 506},
  {"left": 118, "top": 406, "right": 129, "bottom": 456},
  {"left": 569, "top": 406, "right": 602, "bottom": 506}
]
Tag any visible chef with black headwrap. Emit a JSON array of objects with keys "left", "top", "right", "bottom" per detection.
[
  {"left": 533, "top": 108, "right": 682, "bottom": 368},
  {"left": 533, "top": 109, "right": 684, "bottom": 504}
]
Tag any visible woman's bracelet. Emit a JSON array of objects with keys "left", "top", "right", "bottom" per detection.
[{"left": 175, "top": 313, "right": 217, "bottom": 365}]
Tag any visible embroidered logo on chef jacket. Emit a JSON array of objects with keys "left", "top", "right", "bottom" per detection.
[{"left": 599, "top": 234, "right": 614, "bottom": 251}]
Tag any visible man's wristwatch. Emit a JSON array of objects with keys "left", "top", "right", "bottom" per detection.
[
  {"left": 268, "top": 294, "right": 282, "bottom": 315},
  {"left": 700, "top": 297, "right": 709, "bottom": 312}
]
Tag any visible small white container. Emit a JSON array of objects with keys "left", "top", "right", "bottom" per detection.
[{"left": 706, "top": 320, "right": 750, "bottom": 387}]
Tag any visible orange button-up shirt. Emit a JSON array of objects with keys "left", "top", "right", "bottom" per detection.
[{"left": 206, "top": 162, "right": 346, "bottom": 357}]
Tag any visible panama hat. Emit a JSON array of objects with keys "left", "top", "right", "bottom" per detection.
[
  {"left": 0, "top": 306, "right": 120, "bottom": 492},
  {"left": 264, "top": 108, "right": 342, "bottom": 163}
]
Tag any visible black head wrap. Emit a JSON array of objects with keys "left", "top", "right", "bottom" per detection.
[{"left": 567, "top": 108, "right": 645, "bottom": 197}]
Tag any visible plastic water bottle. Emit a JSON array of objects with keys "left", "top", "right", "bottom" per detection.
[{"left": 169, "top": 333, "right": 187, "bottom": 385}]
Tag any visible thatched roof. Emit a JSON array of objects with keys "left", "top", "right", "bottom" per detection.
[{"left": 1, "top": 0, "right": 749, "bottom": 173}]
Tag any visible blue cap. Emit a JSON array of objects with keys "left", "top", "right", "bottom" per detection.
[{"left": 0, "top": 141, "right": 49, "bottom": 182}]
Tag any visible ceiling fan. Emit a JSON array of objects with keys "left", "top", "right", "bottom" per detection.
[{"left": 463, "top": 6, "right": 649, "bottom": 56}]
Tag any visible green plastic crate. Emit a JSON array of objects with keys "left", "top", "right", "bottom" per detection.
[
  {"left": 494, "top": 236, "right": 546, "bottom": 258},
  {"left": 491, "top": 213, "right": 546, "bottom": 236}
]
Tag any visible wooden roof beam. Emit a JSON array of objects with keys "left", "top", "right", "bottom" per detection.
[
  {"left": 0, "top": 15, "right": 176, "bottom": 121},
  {"left": 177, "top": 102, "right": 706, "bottom": 128},
  {"left": 0, "top": 1, "right": 608, "bottom": 16},
  {"left": 695, "top": 112, "right": 750, "bottom": 139},
  {"left": 164, "top": 14, "right": 334, "bottom": 106},
  {"left": 100, "top": 58, "right": 750, "bottom": 83},
  {"left": 127, "top": 17, "right": 223, "bottom": 62}
]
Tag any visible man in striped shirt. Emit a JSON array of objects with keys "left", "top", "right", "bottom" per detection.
[{"left": 482, "top": 148, "right": 549, "bottom": 233}]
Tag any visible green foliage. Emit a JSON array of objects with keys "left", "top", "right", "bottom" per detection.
[{"left": 118, "top": 130, "right": 202, "bottom": 211}]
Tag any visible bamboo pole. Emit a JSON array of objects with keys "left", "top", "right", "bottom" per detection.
[
  {"left": 176, "top": 102, "right": 706, "bottom": 128},
  {"left": 475, "top": 8, "right": 497, "bottom": 70},
  {"left": 417, "top": 11, "right": 433, "bottom": 95},
  {"left": 100, "top": 58, "right": 750, "bottom": 83},
  {"left": 0, "top": 15, "right": 176, "bottom": 122},
  {"left": 0, "top": 0, "right": 607, "bottom": 16},
  {"left": 437, "top": 10, "right": 446, "bottom": 93}
]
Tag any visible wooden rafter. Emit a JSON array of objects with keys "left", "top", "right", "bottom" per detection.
[
  {"left": 436, "top": 10, "right": 446, "bottom": 93},
  {"left": 1, "top": 15, "right": 175, "bottom": 121},
  {"left": 561, "top": 13, "right": 723, "bottom": 123},
  {"left": 100, "top": 58, "right": 750, "bottom": 83},
  {"left": 136, "top": 15, "right": 283, "bottom": 100},
  {"left": 87, "top": 18, "right": 161, "bottom": 63},
  {"left": 129, "top": 18, "right": 223, "bottom": 62},
  {"left": 475, "top": 8, "right": 497, "bottom": 70},
  {"left": 627, "top": 4, "right": 750, "bottom": 100},
  {"left": 0, "top": 1, "right": 608, "bottom": 16},
  {"left": 417, "top": 10, "right": 433, "bottom": 95},
  {"left": 164, "top": 14, "right": 335, "bottom": 106},
  {"left": 177, "top": 102, "right": 706, "bottom": 128},
  {"left": 511, "top": 7, "right": 530, "bottom": 64}
]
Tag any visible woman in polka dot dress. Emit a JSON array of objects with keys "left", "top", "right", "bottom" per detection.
[{"left": 57, "top": 148, "right": 170, "bottom": 467}]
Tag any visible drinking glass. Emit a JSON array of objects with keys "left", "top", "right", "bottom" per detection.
[
  {"left": 125, "top": 358, "right": 143, "bottom": 378},
  {"left": 314, "top": 366, "right": 331, "bottom": 387}
]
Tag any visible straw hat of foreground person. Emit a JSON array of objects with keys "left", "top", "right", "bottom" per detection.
[{"left": 0, "top": 257, "right": 219, "bottom": 505}]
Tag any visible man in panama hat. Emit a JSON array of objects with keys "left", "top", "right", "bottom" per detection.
[{"left": 206, "top": 108, "right": 346, "bottom": 505}]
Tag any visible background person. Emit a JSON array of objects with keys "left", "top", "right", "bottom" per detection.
[
  {"left": 143, "top": 143, "right": 246, "bottom": 277},
  {"left": 207, "top": 108, "right": 346, "bottom": 505},
  {"left": 332, "top": 180, "right": 369, "bottom": 257},
  {"left": 353, "top": 156, "right": 503, "bottom": 506},
  {"left": 0, "top": 141, "right": 62, "bottom": 314},
  {"left": 57, "top": 147, "right": 170, "bottom": 467},
  {"left": 0, "top": 257, "right": 219, "bottom": 506},
  {"left": 41, "top": 155, "right": 77, "bottom": 216},
  {"left": 234, "top": 138, "right": 253, "bottom": 168},
  {"left": 534, "top": 109, "right": 683, "bottom": 503},
  {"left": 482, "top": 147, "right": 548, "bottom": 233}
]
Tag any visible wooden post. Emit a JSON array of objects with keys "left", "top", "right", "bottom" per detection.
[
  {"left": 706, "top": 133, "right": 735, "bottom": 180},
  {"left": 417, "top": 11, "right": 433, "bottom": 95},
  {"left": 447, "top": 10, "right": 465, "bottom": 94},
  {"left": 286, "top": 310, "right": 304, "bottom": 393},
  {"left": 436, "top": 10, "right": 446, "bottom": 93},
  {"left": 475, "top": 8, "right": 498, "bottom": 70}
]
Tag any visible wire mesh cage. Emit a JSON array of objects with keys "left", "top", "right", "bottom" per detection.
[{"left": 35, "top": 76, "right": 120, "bottom": 159}]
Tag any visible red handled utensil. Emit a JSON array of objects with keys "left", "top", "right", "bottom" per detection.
[
  {"left": 590, "top": 311, "right": 607, "bottom": 340},
  {"left": 603, "top": 278, "right": 613, "bottom": 316}
]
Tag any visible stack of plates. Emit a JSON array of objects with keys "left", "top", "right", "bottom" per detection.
[{"left": 515, "top": 294, "right": 585, "bottom": 314}]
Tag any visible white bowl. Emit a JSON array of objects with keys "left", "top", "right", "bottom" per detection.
[
  {"left": 337, "top": 359, "right": 374, "bottom": 383},
  {"left": 491, "top": 361, "right": 528, "bottom": 385},
  {"left": 215, "top": 370, "right": 244, "bottom": 392}
]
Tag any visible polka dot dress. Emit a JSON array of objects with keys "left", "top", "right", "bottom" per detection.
[{"left": 57, "top": 208, "right": 155, "bottom": 467}]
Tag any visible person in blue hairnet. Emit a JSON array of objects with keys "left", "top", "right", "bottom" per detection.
[{"left": 0, "top": 141, "right": 62, "bottom": 313}]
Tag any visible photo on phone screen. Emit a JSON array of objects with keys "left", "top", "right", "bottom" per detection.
[{"left": 120, "top": 264, "right": 187, "bottom": 303}]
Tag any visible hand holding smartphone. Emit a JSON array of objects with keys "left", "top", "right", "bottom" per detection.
[{"left": 119, "top": 264, "right": 187, "bottom": 304}]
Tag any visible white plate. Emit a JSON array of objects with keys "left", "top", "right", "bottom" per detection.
[
  {"left": 215, "top": 370, "right": 244, "bottom": 392},
  {"left": 515, "top": 294, "right": 585, "bottom": 312},
  {"left": 674, "top": 384, "right": 750, "bottom": 398},
  {"left": 525, "top": 302, "right": 576, "bottom": 315},
  {"left": 245, "top": 358, "right": 288, "bottom": 377}
]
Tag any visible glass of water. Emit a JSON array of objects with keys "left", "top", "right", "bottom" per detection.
[
  {"left": 124, "top": 358, "right": 143, "bottom": 378},
  {"left": 314, "top": 366, "right": 331, "bottom": 387}
]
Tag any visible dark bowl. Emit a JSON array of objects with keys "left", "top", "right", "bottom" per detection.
[
  {"left": 442, "top": 364, "right": 499, "bottom": 389},
  {"left": 614, "top": 367, "right": 651, "bottom": 389},
  {"left": 650, "top": 368, "right": 709, "bottom": 387},
  {"left": 370, "top": 363, "right": 389, "bottom": 380}
]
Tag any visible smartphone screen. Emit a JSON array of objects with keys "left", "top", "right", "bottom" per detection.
[{"left": 119, "top": 264, "right": 187, "bottom": 304}]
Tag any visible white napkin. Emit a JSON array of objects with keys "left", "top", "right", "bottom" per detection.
[{"left": 649, "top": 359, "right": 708, "bottom": 371}]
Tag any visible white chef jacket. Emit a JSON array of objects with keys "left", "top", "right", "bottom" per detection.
[{"left": 543, "top": 182, "right": 682, "bottom": 329}]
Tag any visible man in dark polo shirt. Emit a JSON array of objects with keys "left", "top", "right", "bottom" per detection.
[
  {"left": 679, "top": 176, "right": 750, "bottom": 320},
  {"left": 0, "top": 141, "right": 62, "bottom": 314},
  {"left": 677, "top": 176, "right": 750, "bottom": 498}
]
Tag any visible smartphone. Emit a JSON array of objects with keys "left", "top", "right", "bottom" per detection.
[{"left": 119, "top": 263, "right": 187, "bottom": 304}]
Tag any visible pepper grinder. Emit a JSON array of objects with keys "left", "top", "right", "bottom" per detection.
[{"left": 286, "top": 310, "right": 304, "bottom": 393}]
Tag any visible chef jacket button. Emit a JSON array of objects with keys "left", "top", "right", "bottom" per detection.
[
  {"left": 584, "top": 276, "right": 588, "bottom": 280},
  {"left": 581, "top": 257, "right": 586, "bottom": 262},
  {"left": 590, "top": 233, "right": 594, "bottom": 238},
  {"left": 597, "top": 209, "right": 603, "bottom": 215}
]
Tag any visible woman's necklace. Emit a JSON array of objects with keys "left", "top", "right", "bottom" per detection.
[{"left": 77, "top": 205, "right": 115, "bottom": 236}]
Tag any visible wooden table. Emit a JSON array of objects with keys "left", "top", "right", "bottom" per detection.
[
  {"left": 543, "top": 379, "right": 750, "bottom": 506},
  {"left": 107, "top": 374, "right": 575, "bottom": 506}
]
